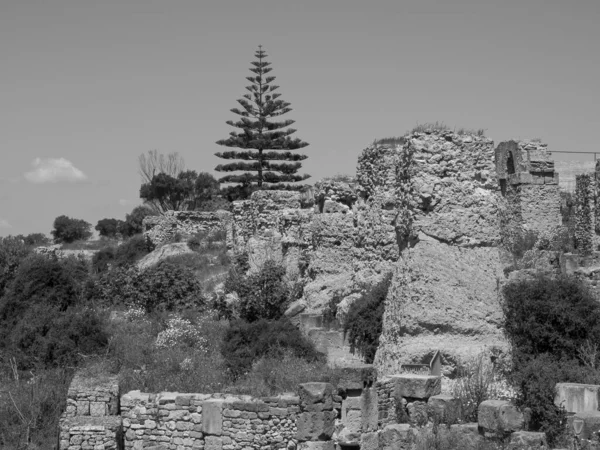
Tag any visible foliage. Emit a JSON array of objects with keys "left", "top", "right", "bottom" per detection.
[
  {"left": 451, "top": 352, "right": 516, "bottom": 423},
  {"left": 138, "top": 150, "right": 185, "bottom": 184},
  {"left": 12, "top": 233, "right": 51, "bottom": 248},
  {"left": 502, "top": 275, "right": 600, "bottom": 360},
  {"left": 0, "top": 367, "right": 72, "bottom": 450},
  {"left": 227, "top": 350, "right": 340, "bottom": 397},
  {"left": 411, "top": 121, "right": 486, "bottom": 136},
  {"left": 140, "top": 171, "right": 223, "bottom": 213},
  {"left": 90, "top": 261, "right": 204, "bottom": 313},
  {"left": 221, "top": 318, "right": 324, "bottom": 379},
  {"left": 95, "top": 218, "right": 124, "bottom": 238},
  {"left": 223, "top": 259, "right": 290, "bottom": 322},
  {"left": 50, "top": 215, "right": 92, "bottom": 243},
  {"left": 503, "top": 276, "right": 600, "bottom": 445},
  {"left": 0, "top": 254, "right": 108, "bottom": 369},
  {"left": 104, "top": 308, "right": 230, "bottom": 394},
  {"left": 0, "top": 236, "right": 32, "bottom": 294},
  {"left": 155, "top": 316, "right": 208, "bottom": 350},
  {"left": 343, "top": 274, "right": 392, "bottom": 364},
  {"left": 119, "top": 205, "right": 157, "bottom": 237},
  {"left": 374, "top": 136, "right": 407, "bottom": 146},
  {"left": 215, "top": 45, "right": 309, "bottom": 190}
]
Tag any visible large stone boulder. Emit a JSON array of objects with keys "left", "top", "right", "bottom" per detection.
[{"left": 478, "top": 400, "right": 524, "bottom": 435}]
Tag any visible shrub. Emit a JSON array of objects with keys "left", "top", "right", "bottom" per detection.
[
  {"left": 91, "top": 246, "right": 116, "bottom": 273},
  {"left": 0, "top": 236, "right": 32, "bottom": 293},
  {"left": 155, "top": 316, "right": 208, "bottom": 350},
  {"left": 0, "top": 367, "right": 72, "bottom": 449},
  {"left": 106, "top": 310, "right": 230, "bottom": 393},
  {"left": 224, "top": 259, "right": 290, "bottom": 322},
  {"left": 90, "top": 261, "right": 204, "bottom": 312},
  {"left": 51, "top": 215, "right": 92, "bottom": 243},
  {"left": 228, "top": 350, "right": 340, "bottom": 397},
  {"left": 119, "top": 205, "right": 157, "bottom": 238},
  {"left": 343, "top": 274, "right": 392, "bottom": 363},
  {"left": 113, "top": 234, "right": 149, "bottom": 266},
  {"left": 221, "top": 318, "right": 324, "bottom": 379},
  {"left": 502, "top": 275, "right": 600, "bottom": 360},
  {"left": 95, "top": 218, "right": 124, "bottom": 238}
]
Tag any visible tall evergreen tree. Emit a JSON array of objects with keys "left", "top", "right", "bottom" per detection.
[{"left": 215, "top": 45, "right": 310, "bottom": 191}]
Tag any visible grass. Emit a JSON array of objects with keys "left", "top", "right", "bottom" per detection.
[
  {"left": 374, "top": 136, "right": 407, "bottom": 146},
  {"left": 411, "top": 121, "right": 486, "bottom": 136},
  {"left": 0, "top": 365, "right": 72, "bottom": 450}
]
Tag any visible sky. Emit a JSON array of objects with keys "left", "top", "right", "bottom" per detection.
[{"left": 1, "top": 0, "right": 599, "bottom": 237}]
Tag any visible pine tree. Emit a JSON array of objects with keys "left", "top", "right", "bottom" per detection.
[{"left": 215, "top": 45, "right": 310, "bottom": 192}]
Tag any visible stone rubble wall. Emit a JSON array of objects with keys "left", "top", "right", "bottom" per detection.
[
  {"left": 575, "top": 173, "right": 595, "bottom": 255},
  {"left": 120, "top": 383, "right": 339, "bottom": 450},
  {"left": 59, "top": 416, "right": 122, "bottom": 450},
  {"left": 59, "top": 374, "right": 121, "bottom": 450},
  {"left": 143, "top": 210, "right": 232, "bottom": 249}
]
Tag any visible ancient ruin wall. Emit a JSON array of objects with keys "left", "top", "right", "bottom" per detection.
[
  {"left": 143, "top": 210, "right": 232, "bottom": 249},
  {"left": 373, "top": 130, "right": 505, "bottom": 375}
]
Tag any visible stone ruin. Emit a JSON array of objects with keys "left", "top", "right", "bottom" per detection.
[
  {"left": 140, "top": 128, "right": 600, "bottom": 380},
  {"left": 58, "top": 366, "right": 545, "bottom": 450}
]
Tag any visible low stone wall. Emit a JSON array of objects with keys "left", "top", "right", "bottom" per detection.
[
  {"left": 59, "top": 416, "right": 122, "bottom": 450},
  {"left": 64, "top": 373, "right": 120, "bottom": 417},
  {"left": 120, "top": 386, "right": 338, "bottom": 450},
  {"left": 59, "top": 374, "right": 121, "bottom": 450}
]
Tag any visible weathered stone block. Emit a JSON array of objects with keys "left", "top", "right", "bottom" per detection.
[
  {"left": 298, "top": 383, "right": 334, "bottom": 409},
  {"left": 508, "top": 431, "right": 547, "bottom": 449},
  {"left": 449, "top": 423, "right": 481, "bottom": 448},
  {"left": 202, "top": 399, "right": 224, "bottom": 435},
  {"left": 428, "top": 394, "right": 461, "bottom": 425},
  {"left": 90, "top": 401, "right": 106, "bottom": 417},
  {"left": 555, "top": 382, "right": 600, "bottom": 414},
  {"left": 337, "top": 364, "right": 377, "bottom": 391},
  {"left": 572, "top": 411, "right": 600, "bottom": 440},
  {"left": 205, "top": 435, "right": 223, "bottom": 450},
  {"left": 296, "top": 411, "right": 336, "bottom": 441},
  {"left": 478, "top": 400, "right": 524, "bottom": 434},
  {"left": 361, "top": 387, "right": 378, "bottom": 432},
  {"left": 360, "top": 431, "right": 379, "bottom": 450},
  {"left": 380, "top": 424, "right": 411, "bottom": 450},
  {"left": 392, "top": 375, "right": 441, "bottom": 400},
  {"left": 298, "top": 441, "right": 335, "bottom": 450},
  {"left": 407, "top": 401, "right": 428, "bottom": 427}
]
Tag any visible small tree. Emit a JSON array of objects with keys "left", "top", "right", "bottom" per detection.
[
  {"left": 51, "top": 215, "right": 92, "bottom": 243},
  {"left": 119, "top": 205, "right": 156, "bottom": 237},
  {"left": 95, "top": 218, "right": 123, "bottom": 238},
  {"left": 216, "top": 45, "right": 310, "bottom": 193}
]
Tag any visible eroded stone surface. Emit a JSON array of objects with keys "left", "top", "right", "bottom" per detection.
[{"left": 478, "top": 400, "right": 524, "bottom": 434}]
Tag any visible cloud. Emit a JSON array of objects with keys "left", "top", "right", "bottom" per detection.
[
  {"left": 0, "top": 219, "right": 11, "bottom": 229},
  {"left": 24, "top": 157, "right": 87, "bottom": 184}
]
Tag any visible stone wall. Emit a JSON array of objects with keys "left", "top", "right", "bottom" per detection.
[
  {"left": 120, "top": 383, "right": 338, "bottom": 450},
  {"left": 495, "top": 140, "right": 561, "bottom": 244},
  {"left": 143, "top": 210, "right": 231, "bottom": 249},
  {"left": 374, "top": 130, "right": 505, "bottom": 376},
  {"left": 575, "top": 173, "right": 595, "bottom": 255},
  {"left": 59, "top": 374, "right": 121, "bottom": 450},
  {"left": 64, "top": 372, "right": 120, "bottom": 417}
]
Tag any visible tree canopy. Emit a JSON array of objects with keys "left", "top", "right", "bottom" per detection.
[
  {"left": 215, "top": 45, "right": 310, "bottom": 192},
  {"left": 51, "top": 215, "right": 92, "bottom": 243}
]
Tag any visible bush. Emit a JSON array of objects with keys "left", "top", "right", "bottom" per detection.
[
  {"left": 0, "top": 367, "right": 72, "bottom": 449},
  {"left": 502, "top": 275, "right": 600, "bottom": 360},
  {"left": 114, "top": 235, "right": 149, "bottom": 266},
  {"left": 221, "top": 318, "right": 324, "bottom": 379},
  {"left": 91, "top": 246, "right": 116, "bottom": 273},
  {"left": 95, "top": 218, "right": 124, "bottom": 238},
  {"left": 343, "top": 274, "right": 392, "bottom": 363},
  {"left": 224, "top": 259, "right": 290, "bottom": 322},
  {"left": 51, "top": 215, "right": 92, "bottom": 243},
  {"left": 227, "top": 350, "right": 340, "bottom": 397},
  {"left": 119, "top": 205, "right": 157, "bottom": 238},
  {"left": 0, "top": 236, "right": 32, "bottom": 293},
  {"left": 90, "top": 261, "right": 204, "bottom": 312}
]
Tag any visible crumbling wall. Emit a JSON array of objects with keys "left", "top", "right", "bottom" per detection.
[
  {"left": 575, "top": 173, "right": 595, "bottom": 255},
  {"left": 59, "top": 374, "right": 121, "bottom": 450},
  {"left": 373, "top": 130, "right": 505, "bottom": 376},
  {"left": 143, "top": 210, "right": 231, "bottom": 249},
  {"left": 495, "top": 140, "right": 561, "bottom": 245}
]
